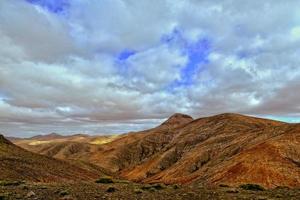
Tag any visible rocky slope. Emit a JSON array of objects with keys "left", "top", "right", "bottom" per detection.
[
  {"left": 96, "top": 113, "right": 300, "bottom": 188},
  {"left": 0, "top": 134, "right": 105, "bottom": 182},
  {"left": 12, "top": 113, "right": 300, "bottom": 188}
]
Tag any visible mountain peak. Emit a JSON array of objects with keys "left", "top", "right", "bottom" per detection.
[
  {"left": 168, "top": 113, "right": 193, "bottom": 119},
  {"left": 161, "top": 113, "right": 193, "bottom": 128}
]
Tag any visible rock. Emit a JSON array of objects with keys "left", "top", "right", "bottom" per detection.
[
  {"left": 257, "top": 196, "right": 268, "bottom": 200},
  {"left": 60, "top": 196, "right": 76, "bottom": 200},
  {"left": 26, "top": 191, "right": 36, "bottom": 198},
  {"left": 225, "top": 189, "right": 239, "bottom": 193}
]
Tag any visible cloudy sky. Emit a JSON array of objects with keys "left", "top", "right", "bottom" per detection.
[{"left": 1, "top": 0, "right": 300, "bottom": 137}]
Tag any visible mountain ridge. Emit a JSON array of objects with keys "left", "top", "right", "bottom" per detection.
[{"left": 9, "top": 113, "right": 300, "bottom": 188}]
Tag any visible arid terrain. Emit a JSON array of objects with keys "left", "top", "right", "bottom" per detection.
[
  {"left": 2, "top": 0, "right": 300, "bottom": 199},
  {"left": 1, "top": 180, "right": 300, "bottom": 200},
  {"left": 0, "top": 134, "right": 107, "bottom": 182},
  {"left": 1, "top": 113, "right": 300, "bottom": 199}
]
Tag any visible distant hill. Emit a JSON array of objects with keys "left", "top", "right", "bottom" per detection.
[
  {"left": 0, "top": 134, "right": 106, "bottom": 182},
  {"left": 29, "top": 132, "right": 65, "bottom": 140},
  {"left": 13, "top": 133, "right": 119, "bottom": 145},
  {"left": 12, "top": 133, "right": 120, "bottom": 166}
]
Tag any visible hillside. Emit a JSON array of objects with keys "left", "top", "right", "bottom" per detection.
[
  {"left": 79, "top": 113, "right": 300, "bottom": 188},
  {"left": 12, "top": 113, "right": 300, "bottom": 188},
  {"left": 12, "top": 133, "right": 120, "bottom": 168},
  {"left": 0, "top": 134, "right": 105, "bottom": 182},
  {"left": 12, "top": 133, "right": 119, "bottom": 146},
  {"left": 116, "top": 113, "right": 300, "bottom": 188}
]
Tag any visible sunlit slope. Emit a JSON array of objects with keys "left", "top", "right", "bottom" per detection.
[{"left": 0, "top": 134, "right": 104, "bottom": 182}]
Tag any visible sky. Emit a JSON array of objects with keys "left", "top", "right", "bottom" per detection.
[{"left": 0, "top": 0, "right": 300, "bottom": 137}]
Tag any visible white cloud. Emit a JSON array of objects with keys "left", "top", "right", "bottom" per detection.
[
  {"left": 68, "top": 0, "right": 177, "bottom": 53},
  {"left": 124, "top": 44, "right": 188, "bottom": 90},
  {"left": 1, "top": 0, "right": 300, "bottom": 136},
  {"left": 0, "top": 0, "right": 77, "bottom": 62}
]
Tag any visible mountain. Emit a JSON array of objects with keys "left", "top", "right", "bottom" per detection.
[
  {"left": 11, "top": 113, "right": 300, "bottom": 188},
  {"left": 161, "top": 113, "right": 194, "bottom": 128},
  {"left": 120, "top": 113, "right": 300, "bottom": 188},
  {"left": 29, "top": 132, "right": 65, "bottom": 140},
  {"left": 12, "top": 133, "right": 120, "bottom": 167},
  {"left": 0, "top": 134, "right": 106, "bottom": 182},
  {"left": 90, "top": 113, "right": 300, "bottom": 188},
  {"left": 13, "top": 133, "right": 118, "bottom": 145}
]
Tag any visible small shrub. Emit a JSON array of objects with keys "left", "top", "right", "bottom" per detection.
[
  {"left": 187, "top": 192, "right": 196, "bottom": 196},
  {"left": 95, "top": 177, "right": 114, "bottom": 184},
  {"left": 59, "top": 190, "right": 69, "bottom": 197},
  {"left": 39, "top": 185, "right": 48, "bottom": 190},
  {"left": 226, "top": 189, "right": 239, "bottom": 193},
  {"left": 275, "top": 186, "right": 290, "bottom": 190},
  {"left": 219, "top": 184, "right": 229, "bottom": 188},
  {"left": 106, "top": 187, "right": 116, "bottom": 193},
  {"left": 149, "top": 187, "right": 156, "bottom": 192},
  {"left": 134, "top": 188, "right": 143, "bottom": 194},
  {"left": 0, "top": 180, "right": 24, "bottom": 186},
  {"left": 172, "top": 184, "right": 180, "bottom": 189},
  {"left": 151, "top": 183, "right": 166, "bottom": 190},
  {"left": 141, "top": 185, "right": 152, "bottom": 190},
  {"left": 22, "top": 185, "right": 29, "bottom": 190},
  {"left": 0, "top": 195, "right": 7, "bottom": 200},
  {"left": 114, "top": 179, "right": 131, "bottom": 184},
  {"left": 141, "top": 183, "right": 166, "bottom": 191},
  {"left": 239, "top": 184, "right": 265, "bottom": 191}
]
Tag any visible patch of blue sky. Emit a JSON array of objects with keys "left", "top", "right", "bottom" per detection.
[
  {"left": 163, "top": 28, "right": 212, "bottom": 90},
  {"left": 237, "top": 51, "right": 249, "bottom": 59},
  {"left": 118, "top": 49, "right": 136, "bottom": 61},
  {"left": 114, "top": 28, "right": 212, "bottom": 89},
  {"left": 237, "top": 48, "right": 264, "bottom": 59},
  {"left": 0, "top": 90, "right": 8, "bottom": 101},
  {"left": 26, "top": 0, "right": 69, "bottom": 14},
  {"left": 265, "top": 116, "right": 300, "bottom": 123},
  {"left": 114, "top": 49, "right": 136, "bottom": 75}
]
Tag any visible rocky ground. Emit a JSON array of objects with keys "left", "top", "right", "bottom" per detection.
[{"left": 0, "top": 180, "right": 299, "bottom": 200}]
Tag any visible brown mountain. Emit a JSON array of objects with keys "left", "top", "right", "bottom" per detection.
[
  {"left": 89, "top": 113, "right": 300, "bottom": 188},
  {"left": 161, "top": 113, "right": 194, "bottom": 128},
  {"left": 13, "top": 133, "right": 118, "bottom": 146},
  {"left": 12, "top": 113, "right": 300, "bottom": 188},
  {"left": 29, "top": 132, "right": 65, "bottom": 140},
  {"left": 0, "top": 134, "right": 105, "bottom": 182},
  {"left": 126, "top": 114, "right": 300, "bottom": 188},
  {"left": 12, "top": 133, "right": 120, "bottom": 167}
]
